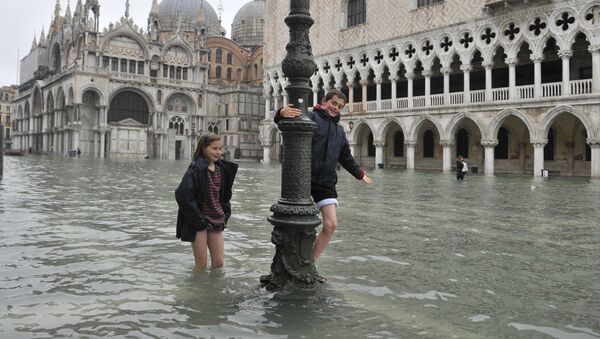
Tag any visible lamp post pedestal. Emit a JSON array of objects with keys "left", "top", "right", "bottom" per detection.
[{"left": 260, "top": 0, "right": 321, "bottom": 291}]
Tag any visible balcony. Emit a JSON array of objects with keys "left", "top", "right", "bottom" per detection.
[{"left": 346, "top": 79, "right": 593, "bottom": 113}]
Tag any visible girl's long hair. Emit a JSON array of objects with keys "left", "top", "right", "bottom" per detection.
[{"left": 193, "top": 133, "right": 221, "bottom": 160}]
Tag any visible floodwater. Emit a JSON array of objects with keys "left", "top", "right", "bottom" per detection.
[{"left": 0, "top": 155, "right": 599, "bottom": 338}]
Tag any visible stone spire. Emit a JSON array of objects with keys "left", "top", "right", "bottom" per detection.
[
  {"left": 125, "top": 0, "right": 130, "bottom": 18},
  {"left": 64, "top": 1, "right": 72, "bottom": 23},
  {"left": 74, "top": 0, "right": 83, "bottom": 17},
  {"left": 31, "top": 33, "right": 37, "bottom": 51},
  {"left": 196, "top": 0, "right": 206, "bottom": 26},
  {"left": 39, "top": 27, "right": 47, "bottom": 47},
  {"left": 150, "top": 0, "right": 158, "bottom": 17},
  {"left": 51, "top": 0, "right": 62, "bottom": 32}
]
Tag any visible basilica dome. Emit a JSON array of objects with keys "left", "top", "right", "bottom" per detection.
[
  {"left": 231, "top": 0, "right": 265, "bottom": 47},
  {"left": 157, "top": 0, "right": 222, "bottom": 35}
]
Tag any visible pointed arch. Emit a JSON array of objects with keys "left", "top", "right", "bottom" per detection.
[
  {"left": 538, "top": 105, "right": 595, "bottom": 139},
  {"left": 487, "top": 108, "right": 536, "bottom": 140},
  {"left": 408, "top": 114, "right": 444, "bottom": 141},
  {"left": 445, "top": 112, "right": 485, "bottom": 140}
]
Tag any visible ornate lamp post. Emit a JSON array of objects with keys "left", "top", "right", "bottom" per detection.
[{"left": 260, "top": 0, "right": 321, "bottom": 291}]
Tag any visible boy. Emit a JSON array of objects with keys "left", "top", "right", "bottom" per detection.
[{"left": 275, "top": 89, "right": 373, "bottom": 280}]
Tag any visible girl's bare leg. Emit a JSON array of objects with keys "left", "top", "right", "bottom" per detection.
[
  {"left": 207, "top": 231, "right": 225, "bottom": 268},
  {"left": 191, "top": 230, "right": 208, "bottom": 268}
]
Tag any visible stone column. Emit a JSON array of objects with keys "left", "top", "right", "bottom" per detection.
[
  {"left": 483, "top": 62, "right": 493, "bottom": 101},
  {"left": 282, "top": 92, "right": 289, "bottom": 107},
  {"left": 375, "top": 78, "right": 382, "bottom": 110},
  {"left": 100, "top": 129, "right": 106, "bottom": 158},
  {"left": 507, "top": 58, "right": 517, "bottom": 100},
  {"left": 587, "top": 138, "right": 600, "bottom": 180},
  {"left": 406, "top": 140, "right": 416, "bottom": 169},
  {"left": 559, "top": 49, "right": 572, "bottom": 96},
  {"left": 566, "top": 142, "right": 575, "bottom": 176},
  {"left": 349, "top": 142, "right": 356, "bottom": 157},
  {"left": 423, "top": 70, "right": 431, "bottom": 106},
  {"left": 360, "top": 79, "right": 369, "bottom": 111},
  {"left": 440, "top": 140, "right": 454, "bottom": 172},
  {"left": 406, "top": 72, "right": 414, "bottom": 108},
  {"left": 481, "top": 139, "right": 498, "bottom": 176},
  {"left": 532, "top": 54, "right": 543, "bottom": 98},
  {"left": 347, "top": 82, "right": 354, "bottom": 112},
  {"left": 532, "top": 139, "right": 547, "bottom": 177},
  {"left": 374, "top": 142, "right": 385, "bottom": 169},
  {"left": 312, "top": 87, "right": 319, "bottom": 107},
  {"left": 440, "top": 67, "right": 450, "bottom": 104},
  {"left": 519, "top": 142, "right": 527, "bottom": 174},
  {"left": 264, "top": 95, "right": 271, "bottom": 119},
  {"left": 390, "top": 76, "right": 398, "bottom": 103},
  {"left": 461, "top": 65, "right": 471, "bottom": 104},
  {"left": 589, "top": 46, "right": 600, "bottom": 93},
  {"left": 263, "top": 143, "right": 271, "bottom": 164},
  {"left": 273, "top": 91, "right": 280, "bottom": 111}
]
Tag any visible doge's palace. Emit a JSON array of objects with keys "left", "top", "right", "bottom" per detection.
[{"left": 261, "top": 0, "right": 600, "bottom": 179}]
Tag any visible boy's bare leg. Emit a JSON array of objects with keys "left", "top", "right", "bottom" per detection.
[
  {"left": 207, "top": 231, "right": 225, "bottom": 268},
  {"left": 312, "top": 204, "right": 338, "bottom": 262},
  {"left": 191, "top": 230, "right": 208, "bottom": 268}
]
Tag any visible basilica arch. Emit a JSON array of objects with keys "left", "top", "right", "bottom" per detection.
[{"left": 106, "top": 89, "right": 153, "bottom": 158}]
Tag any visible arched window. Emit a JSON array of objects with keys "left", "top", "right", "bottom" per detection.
[
  {"left": 544, "top": 127, "right": 555, "bottom": 160},
  {"left": 227, "top": 67, "right": 232, "bottom": 80},
  {"left": 169, "top": 116, "right": 185, "bottom": 135},
  {"left": 347, "top": 0, "right": 366, "bottom": 27},
  {"left": 495, "top": 127, "right": 509, "bottom": 159},
  {"left": 157, "top": 90, "right": 162, "bottom": 104},
  {"left": 198, "top": 94, "right": 203, "bottom": 109},
  {"left": 216, "top": 66, "right": 222, "bottom": 79},
  {"left": 394, "top": 131, "right": 404, "bottom": 157},
  {"left": 227, "top": 53, "right": 233, "bottom": 65},
  {"left": 456, "top": 128, "right": 469, "bottom": 158},
  {"left": 207, "top": 50, "right": 211, "bottom": 62},
  {"left": 216, "top": 48, "right": 223, "bottom": 64},
  {"left": 108, "top": 91, "right": 149, "bottom": 124},
  {"left": 423, "top": 130, "right": 435, "bottom": 158},
  {"left": 367, "top": 133, "right": 375, "bottom": 156},
  {"left": 254, "top": 64, "right": 259, "bottom": 79}
]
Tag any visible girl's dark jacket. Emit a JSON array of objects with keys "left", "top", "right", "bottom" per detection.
[
  {"left": 275, "top": 104, "right": 364, "bottom": 188},
  {"left": 175, "top": 158, "right": 238, "bottom": 242}
]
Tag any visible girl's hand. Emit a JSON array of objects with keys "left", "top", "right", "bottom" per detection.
[{"left": 362, "top": 174, "right": 374, "bottom": 184}]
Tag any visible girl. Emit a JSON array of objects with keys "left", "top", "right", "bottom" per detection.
[{"left": 175, "top": 133, "right": 238, "bottom": 268}]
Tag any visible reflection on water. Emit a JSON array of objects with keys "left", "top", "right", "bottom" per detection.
[{"left": 1, "top": 155, "right": 599, "bottom": 338}]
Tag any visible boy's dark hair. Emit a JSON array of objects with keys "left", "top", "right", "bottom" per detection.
[{"left": 323, "top": 89, "right": 348, "bottom": 104}]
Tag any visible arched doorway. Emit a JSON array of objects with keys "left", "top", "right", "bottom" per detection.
[{"left": 107, "top": 90, "right": 150, "bottom": 158}]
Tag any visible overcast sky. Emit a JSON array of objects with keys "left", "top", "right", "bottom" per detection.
[{"left": 0, "top": 0, "right": 250, "bottom": 86}]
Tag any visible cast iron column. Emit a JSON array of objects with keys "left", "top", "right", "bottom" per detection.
[{"left": 260, "top": 0, "right": 321, "bottom": 291}]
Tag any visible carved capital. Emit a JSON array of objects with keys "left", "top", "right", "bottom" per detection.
[
  {"left": 531, "top": 139, "right": 548, "bottom": 147},
  {"left": 480, "top": 139, "right": 498, "bottom": 147},
  {"left": 482, "top": 61, "right": 493, "bottom": 69},
  {"left": 359, "top": 79, "right": 369, "bottom": 86},
  {"left": 439, "top": 140, "right": 454, "bottom": 147},
  {"left": 460, "top": 65, "right": 472, "bottom": 72},
  {"left": 558, "top": 49, "right": 573, "bottom": 59},
  {"left": 505, "top": 57, "right": 517, "bottom": 66},
  {"left": 422, "top": 70, "right": 432, "bottom": 77},
  {"left": 440, "top": 67, "right": 451, "bottom": 75},
  {"left": 404, "top": 72, "right": 415, "bottom": 80},
  {"left": 587, "top": 137, "right": 600, "bottom": 147},
  {"left": 373, "top": 142, "right": 385, "bottom": 147},
  {"left": 405, "top": 140, "right": 417, "bottom": 147},
  {"left": 346, "top": 82, "right": 354, "bottom": 88},
  {"left": 588, "top": 45, "right": 600, "bottom": 54},
  {"left": 530, "top": 54, "right": 544, "bottom": 63},
  {"left": 389, "top": 75, "right": 398, "bottom": 82}
]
